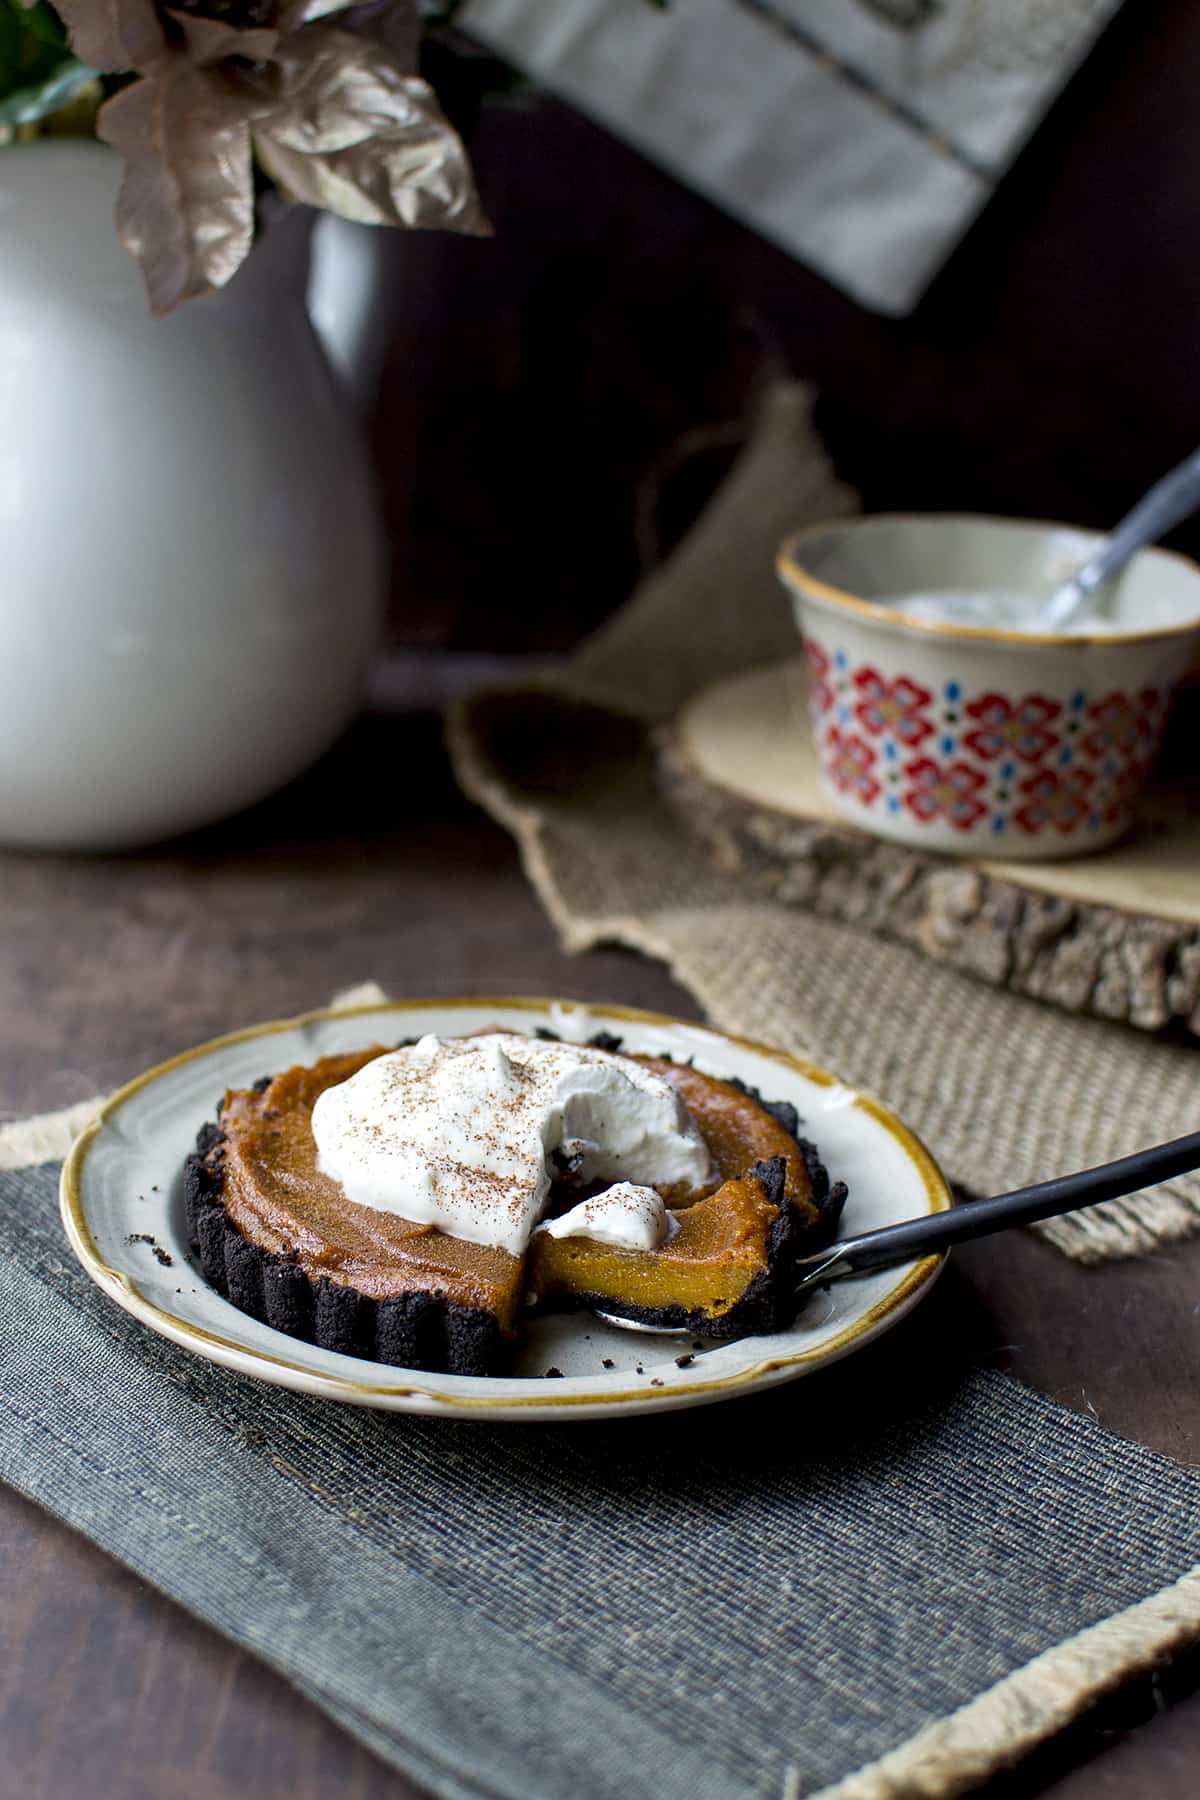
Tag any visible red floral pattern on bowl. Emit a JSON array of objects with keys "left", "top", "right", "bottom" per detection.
[
  {"left": 1079, "top": 689, "right": 1164, "bottom": 762},
  {"left": 961, "top": 693, "right": 1060, "bottom": 764},
  {"left": 901, "top": 757, "right": 988, "bottom": 832},
  {"left": 804, "top": 637, "right": 1167, "bottom": 851},
  {"left": 824, "top": 725, "right": 881, "bottom": 807},
  {"left": 1012, "top": 768, "right": 1096, "bottom": 837},
  {"left": 851, "top": 670, "right": 935, "bottom": 746},
  {"left": 805, "top": 638, "right": 834, "bottom": 716}
]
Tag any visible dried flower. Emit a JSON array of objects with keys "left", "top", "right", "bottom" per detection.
[{"left": 49, "top": 0, "right": 487, "bottom": 311}]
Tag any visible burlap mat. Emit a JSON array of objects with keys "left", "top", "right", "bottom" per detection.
[{"left": 448, "top": 383, "right": 1200, "bottom": 1263}]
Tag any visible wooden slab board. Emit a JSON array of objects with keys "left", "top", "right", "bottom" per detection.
[{"left": 658, "top": 661, "right": 1200, "bottom": 1037}]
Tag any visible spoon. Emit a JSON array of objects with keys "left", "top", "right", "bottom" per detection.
[
  {"left": 1042, "top": 445, "right": 1200, "bottom": 629},
  {"left": 596, "top": 1129, "right": 1200, "bottom": 1336},
  {"left": 905, "top": 447, "right": 1200, "bottom": 634}
]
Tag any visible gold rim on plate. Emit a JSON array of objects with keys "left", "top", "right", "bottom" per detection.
[{"left": 60, "top": 997, "right": 953, "bottom": 1414}]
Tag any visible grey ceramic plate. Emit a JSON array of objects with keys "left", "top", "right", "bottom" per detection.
[{"left": 61, "top": 998, "right": 952, "bottom": 1422}]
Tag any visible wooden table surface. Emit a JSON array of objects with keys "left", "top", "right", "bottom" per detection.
[{"left": 1, "top": 663, "right": 1198, "bottom": 1800}]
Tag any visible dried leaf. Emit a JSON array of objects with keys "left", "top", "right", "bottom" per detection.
[
  {"left": 252, "top": 26, "right": 487, "bottom": 235},
  {"left": 51, "top": 0, "right": 165, "bottom": 71},
  {"left": 327, "top": 0, "right": 421, "bottom": 65},
  {"left": 162, "top": 8, "right": 278, "bottom": 68},
  {"left": 97, "top": 64, "right": 255, "bottom": 312},
  {"left": 47, "top": 0, "right": 478, "bottom": 313}
]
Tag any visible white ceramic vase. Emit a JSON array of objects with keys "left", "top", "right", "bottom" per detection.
[{"left": 0, "top": 140, "right": 387, "bottom": 851}]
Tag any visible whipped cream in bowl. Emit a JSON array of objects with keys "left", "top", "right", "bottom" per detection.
[
  {"left": 883, "top": 589, "right": 1127, "bottom": 634},
  {"left": 310, "top": 1032, "right": 712, "bottom": 1256}
]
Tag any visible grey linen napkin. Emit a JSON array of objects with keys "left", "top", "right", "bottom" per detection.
[{"left": 2, "top": 1148, "right": 1199, "bottom": 1800}]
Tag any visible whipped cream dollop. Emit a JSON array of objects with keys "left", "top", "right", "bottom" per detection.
[
  {"left": 310, "top": 1034, "right": 712, "bottom": 1255},
  {"left": 535, "top": 1182, "right": 670, "bottom": 1252},
  {"left": 884, "top": 589, "right": 1125, "bottom": 634}
]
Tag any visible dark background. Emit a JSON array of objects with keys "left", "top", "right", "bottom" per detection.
[{"left": 366, "top": 0, "right": 1200, "bottom": 653}]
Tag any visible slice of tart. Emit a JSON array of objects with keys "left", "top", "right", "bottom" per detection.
[
  {"left": 184, "top": 1049, "right": 524, "bottom": 1377},
  {"left": 527, "top": 1059, "right": 848, "bottom": 1339}
]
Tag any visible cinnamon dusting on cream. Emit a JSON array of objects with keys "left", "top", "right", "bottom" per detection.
[{"left": 310, "top": 1033, "right": 712, "bottom": 1255}]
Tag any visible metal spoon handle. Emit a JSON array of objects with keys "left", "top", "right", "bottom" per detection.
[
  {"left": 795, "top": 1129, "right": 1200, "bottom": 1290},
  {"left": 1044, "top": 446, "right": 1200, "bottom": 628}
]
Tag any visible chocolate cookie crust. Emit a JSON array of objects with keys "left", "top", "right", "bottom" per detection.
[{"left": 183, "top": 1123, "right": 506, "bottom": 1376}]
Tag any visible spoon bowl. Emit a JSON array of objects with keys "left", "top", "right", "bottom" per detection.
[{"left": 1042, "top": 445, "right": 1200, "bottom": 630}]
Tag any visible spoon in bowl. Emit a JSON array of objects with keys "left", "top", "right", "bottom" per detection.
[
  {"left": 905, "top": 446, "right": 1200, "bottom": 634},
  {"left": 1042, "top": 445, "right": 1200, "bottom": 630},
  {"left": 596, "top": 1129, "right": 1200, "bottom": 1335}
]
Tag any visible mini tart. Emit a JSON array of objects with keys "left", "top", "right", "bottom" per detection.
[{"left": 183, "top": 1038, "right": 847, "bottom": 1377}]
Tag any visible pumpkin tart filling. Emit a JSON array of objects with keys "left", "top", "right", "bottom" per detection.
[{"left": 183, "top": 1033, "right": 847, "bottom": 1377}]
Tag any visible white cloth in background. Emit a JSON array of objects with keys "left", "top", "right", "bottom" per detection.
[{"left": 460, "top": 0, "right": 1123, "bottom": 314}]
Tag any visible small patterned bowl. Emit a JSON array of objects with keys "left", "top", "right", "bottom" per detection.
[{"left": 776, "top": 515, "right": 1200, "bottom": 859}]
